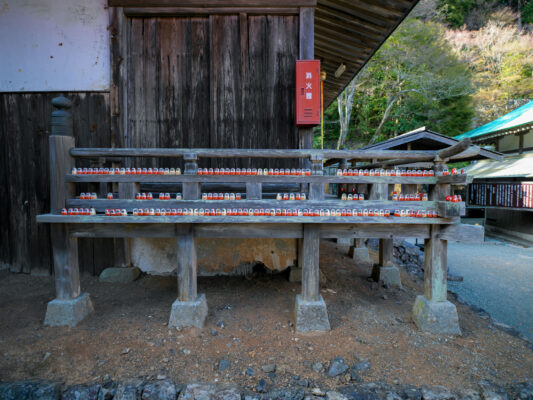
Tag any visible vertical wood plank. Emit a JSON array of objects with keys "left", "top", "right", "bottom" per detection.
[
  {"left": 177, "top": 224, "right": 197, "bottom": 302},
  {"left": 424, "top": 225, "right": 448, "bottom": 302},
  {"left": 51, "top": 224, "right": 81, "bottom": 299},
  {"left": 49, "top": 135, "right": 75, "bottom": 214},
  {"left": 302, "top": 223, "right": 320, "bottom": 302},
  {"left": 298, "top": 7, "right": 314, "bottom": 170}
]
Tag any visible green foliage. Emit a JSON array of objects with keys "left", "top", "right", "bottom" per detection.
[
  {"left": 437, "top": 0, "right": 476, "bottom": 27},
  {"left": 523, "top": 1, "right": 533, "bottom": 23},
  {"left": 322, "top": 18, "right": 475, "bottom": 148}
]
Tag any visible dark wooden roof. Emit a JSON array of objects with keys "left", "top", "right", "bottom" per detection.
[
  {"left": 360, "top": 127, "right": 503, "bottom": 160},
  {"left": 316, "top": 0, "right": 419, "bottom": 106}
]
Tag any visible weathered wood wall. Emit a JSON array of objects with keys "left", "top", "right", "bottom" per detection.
[
  {"left": 0, "top": 92, "right": 113, "bottom": 275},
  {"left": 1, "top": 12, "right": 300, "bottom": 275},
  {"left": 120, "top": 15, "right": 299, "bottom": 169}
]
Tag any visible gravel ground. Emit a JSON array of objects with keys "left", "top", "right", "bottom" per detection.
[
  {"left": 0, "top": 240, "right": 532, "bottom": 391},
  {"left": 447, "top": 239, "right": 533, "bottom": 342}
]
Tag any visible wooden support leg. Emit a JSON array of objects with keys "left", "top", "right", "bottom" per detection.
[
  {"left": 349, "top": 238, "right": 371, "bottom": 269},
  {"left": 371, "top": 238, "right": 401, "bottom": 287},
  {"left": 295, "top": 224, "right": 330, "bottom": 332},
  {"left": 412, "top": 225, "right": 460, "bottom": 334},
  {"left": 44, "top": 224, "right": 94, "bottom": 327},
  {"left": 302, "top": 224, "right": 320, "bottom": 302},
  {"left": 169, "top": 224, "right": 207, "bottom": 328}
]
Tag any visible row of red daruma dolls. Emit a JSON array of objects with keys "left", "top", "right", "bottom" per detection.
[
  {"left": 95, "top": 208, "right": 439, "bottom": 218},
  {"left": 198, "top": 168, "right": 315, "bottom": 176},
  {"left": 72, "top": 167, "right": 181, "bottom": 175},
  {"left": 335, "top": 167, "right": 464, "bottom": 176}
]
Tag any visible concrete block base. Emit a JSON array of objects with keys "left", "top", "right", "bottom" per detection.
[
  {"left": 294, "top": 294, "right": 330, "bottom": 333},
  {"left": 412, "top": 295, "right": 461, "bottom": 335},
  {"left": 99, "top": 266, "right": 141, "bottom": 283},
  {"left": 336, "top": 238, "right": 353, "bottom": 253},
  {"left": 169, "top": 294, "right": 208, "bottom": 329},
  {"left": 372, "top": 265, "right": 402, "bottom": 287},
  {"left": 44, "top": 293, "right": 94, "bottom": 327},
  {"left": 349, "top": 247, "right": 371, "bottom": 267}
]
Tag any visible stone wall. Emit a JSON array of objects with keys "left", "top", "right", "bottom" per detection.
[{"left": 131, "top": 238, "right": 297, "bottom": 276}]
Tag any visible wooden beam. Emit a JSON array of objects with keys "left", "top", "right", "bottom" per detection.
[
  {"left": 424, "top": 225, "right": 447, "bottom": 302},
  {"left": 177, "top": 224, "right": 197, "bottom": 302},
  {"left": 123, "top": 7, "right": 300, "bottom": 15},
  {"left": 436, "top": 138, "right": 471, "bottom": 160},
  {"left": 70, "top": 147, "right": 445, "bottom": 160},
  {"left": 111, "top": 0, "right": 316, "bottom": 6},
  {"left": 50, "top": 135, "right": 75, "bottom": 214},
  {"left": 38, "top": 214, "right": 459, "bottom": 225},
  {"left": 51, "top": 224, "right": 81, "bottom": 300},
  {"left": 301, "top": 224, "right": 320, "bottom": 301},
  {"left": 298, "top": 6, "right": 314, "bottom": 172}
]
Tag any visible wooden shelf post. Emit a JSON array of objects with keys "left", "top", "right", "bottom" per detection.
[
  {"left": 370, "top": 183, "right": 401, "bottom": 287},
  {"left": 45, "top": 96, "right": 93, "bottom": 327},
  {"left": 295, "top": 223, "right": 330, "bottom": 332},
  {"left": 412, "top": 224, "right": 461, "bottom": 334},
  {"left": 169, "top": 224, "right": 207, "bottom": 328},
  {"left": 183, "top": 153, "right": 200, "bottom": 200}
]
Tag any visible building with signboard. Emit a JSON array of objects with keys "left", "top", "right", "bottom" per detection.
[{"left": 455, "top": 101, "right": 533, "bottom": 243}]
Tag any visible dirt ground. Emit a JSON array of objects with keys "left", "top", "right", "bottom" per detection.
[{"left": 0, "top": 240, "right": 532, "bottom": 391}]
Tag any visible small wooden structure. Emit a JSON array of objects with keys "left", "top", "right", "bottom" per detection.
[{"left": 38, "top": 101, "right": 483, "bottom": 333}]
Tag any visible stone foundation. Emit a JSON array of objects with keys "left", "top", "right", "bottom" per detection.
[
  {"left": 294, "top": 294, "right": 330, "bottom": 333},
  {"left": 44, "top": 293, "right": 94, "bottom": 327},
  {"left": 412, "top": 295, "right": 461, "bottom": 335},
  {"left": 168, "top": 294, "right": 208, "bottom": 329}
]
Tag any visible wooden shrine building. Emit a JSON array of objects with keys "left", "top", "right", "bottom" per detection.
[{"left": 0, "top": 0, "right": 485, "bottom": 334}]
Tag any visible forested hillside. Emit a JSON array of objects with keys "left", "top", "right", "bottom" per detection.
[{"left": 321, "top": 0, "right": 533, "bottom": 149}]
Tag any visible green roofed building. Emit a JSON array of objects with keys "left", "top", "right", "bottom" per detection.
[{"left": 455, "top": 100, "right": 533, "bottom": 244}]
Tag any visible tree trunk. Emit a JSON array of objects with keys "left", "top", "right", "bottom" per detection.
[
  {"left": 367, "top": 94, "right": 398, "bottom": 146},
  {"left": 336, "top": 81, "right": 357, "bottom": 149}
]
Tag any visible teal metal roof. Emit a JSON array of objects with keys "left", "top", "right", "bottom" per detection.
[{"left": 455, "top": 100, "right": 533, "bottom": 140}]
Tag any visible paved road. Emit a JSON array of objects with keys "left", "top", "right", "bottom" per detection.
[{"left": 447, "top": 240, "right": 533, "bottom": 342}]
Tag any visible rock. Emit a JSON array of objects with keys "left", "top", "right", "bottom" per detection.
[
  {"left": 256, "top": 379, "right": 267, "bottom": 393},
  {"left": 297, "top": 380, "right": 309, "bottom": 388},
  {"left": 114, "top": 383, "right": 139, "bottom": 400},
  {"left": 420, "top": 386, "right": 455, "bottom": 400},
  {"left": 183, "top": 349, "right": 191, "bottom": 355},
  {"left": 349, "top": 370, "right": 362, "bottom": 382},
  {"left": 219, "top": 360, "right": 230, "bottom": 372},
  {"left": 0, "top": 382, "right": 36, "bottom": 400},
  {"left": 447, "top": 272, "right": 464, "bottom": 282},
  {"left": 121, "top": 348, "right": 130, "bottom": 355},
  {"left": 211, "top": 329, "right": 218, "bottom": 336},
  {"left": 246, "top": 367, "right": 255, "bottom": 377},
  {"left": 28, "top": 381, "right": 62, "bottom": 400},
  {"left": 217, "top": 321, "right": 226, "bottom": 328},
  {"left": 352, "top": 361, "right": 371, "bottom": 371},
  {"left": 62, "top": 384, "right": 101, "bottom": 400},
  {"left": 327, "top": 358, "right": 349, "bottom": 377},
  {"left": 141, "top": 381, "right": 177, "bottom": 400},
  {"left": 98, "top": 382, "right": 116, "bottom": 400},
  {"left": 178, "top": 384, "right": 240, "bottom": 400},
  {"left": 326, "top": 391, "right": 348, "bottom": 400},
  {"left": 401, "top": 386, "right": 422, "bottom": 400},
  {"left": 311, "top": 388, "right": 326, "bottom": 397},
  {"left": 99, "top": 267, "right": 141, "bottom": 283},
  {"left": 386, "top": 393, "right": 403, "bottom": 400},
  {"left": 477, "top": 380, "right": 508, "bottom": 400},
  {"left": 458, "top": 389, "right": 481, "bottom": 400},
  {"left": 261, "top": 364, "right": 276, "bottom": 373},
  {"left": 512, "top": 381, "right": 533, "bottom": 399},
  {"left": 312, "top": 363, "right": 324, "bottom": 373}
]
